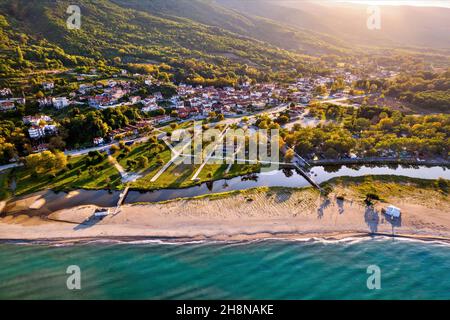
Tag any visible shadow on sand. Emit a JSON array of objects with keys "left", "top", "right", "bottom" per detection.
[
  {"left": 382, "top": 211, "right": 402, "bottom": 235},
  {"left": 317, "top": 197, "right": 331, "bottom": 219},
  {"left": 336, "top": 197, "right": 345, "bottom": 215},
  {"left": 364, "top": 205, "right": 379, "bottom": 234},
  {"left": 73, "top": 216, "right": 105, "bottom": 230}
]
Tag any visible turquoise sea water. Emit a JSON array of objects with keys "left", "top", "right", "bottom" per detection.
[{"left": 1, "top": 238, "right": 450, "bottom": 300}]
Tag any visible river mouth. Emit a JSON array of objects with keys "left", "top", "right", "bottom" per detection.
[{"left": 2, "top": 164, "right": 449, "bottom": 216}]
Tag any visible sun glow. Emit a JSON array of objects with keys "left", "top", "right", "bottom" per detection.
[{"left": 339, "top": 0, "right": 450, "bottom": 8}]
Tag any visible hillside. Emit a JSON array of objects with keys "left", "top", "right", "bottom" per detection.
[
  {"left": 0, "top": 0, "right": 448, "bottom": 88},
  {"left": 112, "top": 0, "right": 352, "bottom": 55},
  {"left": 0, "top": 0, "right": 336, "bottom": 85},
  {"left": 218, "top": 0, "right": 450, "bottom": 51}
]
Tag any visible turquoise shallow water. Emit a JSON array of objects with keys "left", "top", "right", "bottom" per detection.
[{"left": 0, "top": 238, "right": 450, "bottom": 300}]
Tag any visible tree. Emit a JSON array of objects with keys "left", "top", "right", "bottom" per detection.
[
  {"left": 16, "top": 46, "right": 24, "bottom": 65},
  {"left": 25, "top": 150, "right": 67, "bottom": 175},
  {"left": 285, "top": 149, "right": 295, "bottom": 162},
  {"left": 48, "top": 136, "right": 66, "bottom": 151},
  {"left": 354, "top": 118, "right": 371, "bottom": 131},
  {"left": 126, "top": 159, "right": 137, "bottom": 170},
  {"left": 276, "top": 115, "right": 289, "bottom": 124},
  {"left": 136, "top": 155, "right": 148, "bottom": 168},
  {"left": 110, "top": 145, "right": 120, "bottom": 154},
  {"left": 314, "top": 85, "right": 327, "bottom": 96},
  {"left": 436, "top": 178, "right": 448, "bottom": 193}
]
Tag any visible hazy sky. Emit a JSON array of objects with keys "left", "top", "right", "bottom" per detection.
[{"left": 339, "top": 0, "right": 450, "bottom": 8}]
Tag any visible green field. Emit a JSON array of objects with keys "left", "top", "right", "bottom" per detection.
[
  {"left": 4, "top": 138, "right": 262, "bottom": 198},
  {"left": 10, "top": 155, "right": 122, "bottom": 197}
]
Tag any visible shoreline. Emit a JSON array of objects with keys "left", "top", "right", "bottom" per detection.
[
  {"left": 1, "top": 177, "right": 449, "bottom": 246},
  {"left": 2, "top": 231, "right": 450, "bottom": 246}
]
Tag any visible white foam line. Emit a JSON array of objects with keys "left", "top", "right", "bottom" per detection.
[{"left": 4, "top": 234, "right": 450, "bottom": 248}]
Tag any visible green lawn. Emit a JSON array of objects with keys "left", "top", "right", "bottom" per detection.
[
  {"left": 11, "top": 155, "right": 123, "bottom": 197},
  {"left": 129, "top": 159, "right": 261, "bottom": 191},
  {"left": 5, "top": 139, "right": 263, "bottom": 197},
  {"left": 160, "top": 120, "right": 194, "bottom": 134},
  {"left": 0, "top": 170, "right": 11, "bottom": 200}
]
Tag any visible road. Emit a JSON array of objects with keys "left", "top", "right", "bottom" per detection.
[
  {"left": 150, "top": 125, "right": 204, "bottom": 182},
  {"left": 0, "top": 163, "right": 23, "bottom": 173},
  {"left": 316, "top": 94, "right": 371, "bottom": 107},
  {"left": 64, "top": 135, "right": 152, "bottom": 157}
]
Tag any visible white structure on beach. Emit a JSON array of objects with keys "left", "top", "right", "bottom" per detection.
[
  {"left": 94, "top": 208, "right": 110, "bottom": 218},
  {"left": 385, "top": 205, "right": 401, "bottom": 219}
]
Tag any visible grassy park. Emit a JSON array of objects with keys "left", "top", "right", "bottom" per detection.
[{"left": 4, "top": 137, "right": 263, "bottom": 198}]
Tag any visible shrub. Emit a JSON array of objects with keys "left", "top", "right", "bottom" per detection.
[{"left": 436, "top": 178, "right": 449, "bottom": 193}]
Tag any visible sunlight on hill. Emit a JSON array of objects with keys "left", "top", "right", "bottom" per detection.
[{"left": 339, "top": 0, "right": 450, "bottom": 8}]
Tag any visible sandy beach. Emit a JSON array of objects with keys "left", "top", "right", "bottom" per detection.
[{"left": 1, "top": 183, "right": 450, "bottom": 243}]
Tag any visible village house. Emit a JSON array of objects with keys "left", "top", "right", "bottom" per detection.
[
  {"left": 151, "top": 115, "right": 172, "bottom": 125},
  {"left": 107, "top": 80, "right": 118, "bottom": 88},
  {"left": 143, "top": 96, "right": 157, "bottom": 105},
  {"left": 28, "top": 124, "right": 58, "bottom": 139},
  {"left": 153, "top": 92, "right": 164, "bottom": 101},
  {"left": 0, "top": 88, "right": 12, "bottom": 97},
  {"left": 93, "top": 137, "right": 105, "bottom": 146},
  {"left": 89, "top": 95, "right": 106, "bottom": 108},
  {"left": 142, "top": 104, "right": 159, "bottom": 113},
  {"left": 129, "top": 96, "right": 141, "bottom": 104},
  {"left": 0, "top": 100, "right": 15, "bottom": 112},
  {"left": 23, "top": 115, "right": 53, "bottom": 126},
  {"left": 52, "top": 97, "right": 70, "bottom": 109},
  {"left": 78, "top": 84, "right": 95, "bottom": 94},
  {"left": 42, "top": 82, "right": 55, "bottom": 90}
]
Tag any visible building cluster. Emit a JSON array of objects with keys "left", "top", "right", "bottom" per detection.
[
  {"left": 87, "top": 80, "right": 131, "bottom": 109},
  {"left": 0, "top": 66, "right": 374, "bottom": 155},
  {"left": 168, "top": 82, "right": 309, "bottom": 120},
  {"left": 23, "top": 115, "right": 58, "bottom": 140},
  {"left": 0, "top": 97, "right": 26, "bottom": 112}
]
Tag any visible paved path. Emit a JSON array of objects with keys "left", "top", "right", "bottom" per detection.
[
  {"left": 108, "top": 155, "right": 141, "bottom": 183},
  {"left": 150, "top": 128, "right": 202, "bottom": 182},
  {"left": 191, "top": 126, "right": 229, "bottom": 181},
  {"left": 0, "top": 163, "right": 22, "bottom": 173}
]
